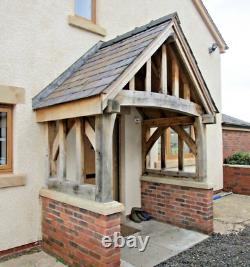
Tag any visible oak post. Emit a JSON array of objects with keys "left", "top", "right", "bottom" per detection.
[
  {"left": 161, "top": 44, "right": 167, "bottom": 94},
  {"left": 58, "top": 120, "right": 66, "bottom": 181},
  {"left": 161, "top": 131, "right": 166, "bottom": 169},
  {"left": 183, "top": 83, "right": 191, "bottom": 100},
  {"left": 172, "top": 57, "right": 179, "bottom": 97},
  {"left": 194, "top": 116, "right": 206, "bottom": 181},
  {"left": 178, "top": 136, "right": 184, "bottom": 171},
  {"left": 129, "top": 77, "right": 135, "bottom": 91},
  {"left": 145, "top": 58, "right": 151, "bottom": 92},
  {"left": 75, "top": 118, "right": 85, "bottom": 184},
  {"left": 95, "top": 113, "right": 117, "bottom": 202}
]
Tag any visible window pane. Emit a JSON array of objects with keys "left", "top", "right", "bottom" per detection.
[
  {"left": 184, "top": 126, "right": 191, "bottom": 153},
  {"left": 170, "top": 129, "right": 178, "bottom": 155},
  {"left": 75, "top": 0, "right": 92, "bottom": 20},
  {"left": 0, "top": 112, "right": 7, "bottom": 165}
]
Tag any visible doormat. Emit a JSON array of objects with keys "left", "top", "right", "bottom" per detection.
[{"left": 121, "top": 224, "right": 140, "bottom": 237}]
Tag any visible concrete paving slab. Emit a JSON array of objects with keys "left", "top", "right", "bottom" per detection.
[
  {"left": 121, "top": 220, "right": 208, "bottom": 267},
  {"left": 0, "top": 252, "right": 65, "bottom": 267},
  {"left": 214, "top": 194, "right": 250, "bottom": 234},
  {"left": 149, "top": 227, "right": 207, "bottom": 252}
]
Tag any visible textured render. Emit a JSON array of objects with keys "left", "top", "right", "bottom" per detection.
[
  {"left": 141, "top": 181, "right": 213, "bottom": 234},
  {"left": 42, "top": 197, "right": 121, "bottom": 267},
  {"left": 120, "top": 108, "right": 142, "bottom": 216},
  {"left": 32, "top": 18, "right": 173, "bottom": 109},
  {"left": 223, "top": 130, "right": 250, "bottom": 159},
  {"left": 223, "top": 165, "right": 250, "bottom": 195},
  {"left": 0, "top": 0, "right": 222, "bottom": 250}
]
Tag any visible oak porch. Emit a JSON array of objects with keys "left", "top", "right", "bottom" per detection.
[{"left": 42, "top": 44, "right": 210, "bottom": 203}]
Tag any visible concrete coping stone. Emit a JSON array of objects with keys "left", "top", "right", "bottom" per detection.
[
  {"left": 223, "top": 164, "right": 250, "bottom": 169},
  {"left": 141, "top": 175, "right": 213, "bottom": 190},
  {"left": 40, "top": 188, "right": 124, "bottom": 215}
]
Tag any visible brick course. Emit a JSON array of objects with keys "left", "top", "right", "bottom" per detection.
[
  {"left": 223, "top": 129, "right": 250, "bottom": 159},
  {"left": 141, "top": 181, "right": 213, "bottom": 234},
  {"left": 41, "top": 197, "right": 121, "bottom": 267},
  {"left": 223, "top": 165, "right": 250, "bottom": 195}
]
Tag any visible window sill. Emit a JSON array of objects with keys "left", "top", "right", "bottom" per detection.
[
  {"left": 0, "top": 174, "right": 26, "bottom": 189},
  {"left": 68, "top": 15, "right": 106, "bottom": 37},
  {"left": 0, "top": 85, "right": 25, "bottom": 104}
]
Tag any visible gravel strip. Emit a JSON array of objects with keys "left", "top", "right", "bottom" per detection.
[{"left": 156, "top": 226, "right": 250, "bottom": 267}]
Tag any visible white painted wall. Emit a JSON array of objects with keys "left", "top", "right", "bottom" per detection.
[{"left": 0, "top": 0, "right": 223, "bottom": 250}]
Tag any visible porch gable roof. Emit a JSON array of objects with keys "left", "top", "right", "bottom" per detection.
[{"left": 32, "top": 13, "right": 218, "bottom": 115}]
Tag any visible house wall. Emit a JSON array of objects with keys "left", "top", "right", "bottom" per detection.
[
  {"left": 223, "top": 128, "right": 250, "bottom": 159},
  {"left": 0, "top": 0, "right": 223, "bottom": 250}
]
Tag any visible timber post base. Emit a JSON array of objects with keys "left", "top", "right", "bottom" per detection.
[
  {"left": 40, "top": 189, "right": 124, "bottom": 267},
  {"left": 141, "top": 179, "right": 213, "bottom": 234}
]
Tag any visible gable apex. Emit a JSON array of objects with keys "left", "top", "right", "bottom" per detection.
[{"left": 32, "top": 13, "right": 218, "bottom": 116}]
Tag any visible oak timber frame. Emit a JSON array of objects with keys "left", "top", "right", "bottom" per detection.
[{"left": 37, "top": 23, "right": 216, "bottom": 203}]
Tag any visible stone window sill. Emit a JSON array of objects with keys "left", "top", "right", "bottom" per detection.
[
  {"left": 68, "top": 15, "right": 106, "bottom": 37},
  {"left": 0, "top": 174, "right": 26, "bottom": 189},
  {"left": 0, "top": 85, "right": 25, "bottom": 104}
]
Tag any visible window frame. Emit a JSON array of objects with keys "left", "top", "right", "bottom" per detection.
[
  {"left": 75, "top": 0, "right": 96, "bottom": 24},
  {"left": 0, "top": 105, "right": 13, "bottom": 173}
]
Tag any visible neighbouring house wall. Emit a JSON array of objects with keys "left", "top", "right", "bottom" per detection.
[
  {"left": 223, "top": 129, "right": 250, "bottom": 159},
  {"left": 0, "top": 0, "right": 222, "bottom": 250},
  {"left": 120, "top": 108, "right": 142, "bottom": 216},
  {"left": 224, "top": 165, "right": 250, "bottom": 195}
]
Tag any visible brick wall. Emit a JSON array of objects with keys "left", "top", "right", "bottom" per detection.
[
  {"left": 223, "top": 129, "right": 250, "bottom": 159},
  {"left": 224, "top": 165, "right": 250, "bottom": 195},
  {"left": 141, "top": 181, "right": 213, "bottom": 234},
  {"left": 41, "top": 197, "right": 121, "bottom": 267}
]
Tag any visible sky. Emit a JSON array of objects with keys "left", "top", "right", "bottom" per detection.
[{"left": 203, "top": 0, "right": 250, "bottom": 121}]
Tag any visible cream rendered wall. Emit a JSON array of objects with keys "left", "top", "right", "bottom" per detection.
[
  {"left": 0, "top": 0, "right": 223, "bottom": 250},
  {"left": 120, "top": 108, "right": 142, "bottom": 216}
]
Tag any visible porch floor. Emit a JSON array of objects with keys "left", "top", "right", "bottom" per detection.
[{"left": 121, "top": 219, "right": 208, "bottom": 267}]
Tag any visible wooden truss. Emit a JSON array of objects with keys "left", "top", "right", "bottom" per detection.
[
  {"left": 141, "top": 115, "right": 206, "bottom": 180},
  {"left": 45, "top": 114, "right": 117, "bottom": 203},
  {"left": 44, "top": 36, "right": 212, "bottom": 203}
]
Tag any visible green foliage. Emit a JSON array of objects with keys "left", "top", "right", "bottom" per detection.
[{"left": 224, "top": 152, "right": 250, "bottom": 165}]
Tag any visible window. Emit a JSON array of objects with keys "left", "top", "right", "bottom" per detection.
[
  {"left": 167, "top": 127, "right": 194, "bottom": 159},
  {"left": 0, "top": 106, "right": 12, "bottom": 173},
  {"left": 75, "top": 0, "right": 96, "bottom": 23}
]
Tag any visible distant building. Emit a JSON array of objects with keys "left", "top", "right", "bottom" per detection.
[{"left": 222, "top": 114, "right": 250, "bottom": 159}]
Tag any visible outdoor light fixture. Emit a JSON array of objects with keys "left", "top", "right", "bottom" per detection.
[
  {"left": 134, "top": 117, "right": 142, "bottom": 124},
  {"left": 209, "top": 43, "right": 218, "bottom": 54}
]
